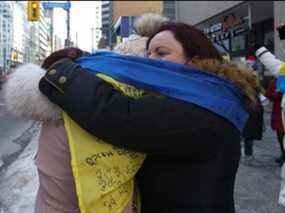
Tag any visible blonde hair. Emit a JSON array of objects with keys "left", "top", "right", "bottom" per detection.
[{"left": 113, "top": 13, "right": 168, "bottom": 56}]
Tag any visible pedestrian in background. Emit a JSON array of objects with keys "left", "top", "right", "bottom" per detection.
[
  {"left": 242, "top": 89, "right": 264, "bottom": 164},
  {"left": 265, "top": 77, "right": 285, "bottom": 166},
  {"left": 255, "top": 21, "right": 285, "bottom": 206},
  {"left": 241, "top": 58, "right": 264, "bottom": 165},
  {"left": 4, "top": 13, "right": 169, "bottom": 213}
]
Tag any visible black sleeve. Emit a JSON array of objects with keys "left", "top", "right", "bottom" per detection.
[{"left": 39, "top": 59, "right": 239, "bottom": 155}]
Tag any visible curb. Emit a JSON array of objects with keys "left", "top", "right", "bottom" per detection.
[{"left": 0, "top": 121, "right": 40, "bottom": 173}]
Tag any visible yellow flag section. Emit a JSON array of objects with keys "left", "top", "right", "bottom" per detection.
[
  {"left": 63, "top": 73, "right": 147, "bottom": 213},
  {"left": 279, "top": 63, "right": 285, "bottom": 75}
]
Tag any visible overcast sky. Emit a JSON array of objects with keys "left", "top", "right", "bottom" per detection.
[{"left": 53, "top": 1, "right": 101, "bottom": 52}]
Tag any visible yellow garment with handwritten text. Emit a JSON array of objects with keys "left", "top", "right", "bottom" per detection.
[{"left": 63, "top": 73, "right": 147, "bottom": 213}]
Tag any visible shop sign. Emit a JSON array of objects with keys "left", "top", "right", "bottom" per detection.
[
  {"left": 203, "top": 23, "right": 222, "bottom": 34},
  {"left": 221, "top": 13, "right": 242, "bottom": 32},
  {"left": 203, "top": 13, "right": 246, "bottom": 36}
]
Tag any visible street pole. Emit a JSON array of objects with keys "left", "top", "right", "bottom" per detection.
[
  {"left": 65, "top": 0, "right": 71, "bottom": 47},
  {"left": 50, "top": 9, "right": 54, "bottom": 52},
  {"left": 91, "top": 27, "right": 94, "bottom": 52},
  {"left": 247, "top": 2, "right": 252, "bottom": 30},
  {"left": 67, "top": 7, "right": 70, "bottom": 46},
  {"left": 76, "top": 32, "right": 78, "bottom": 47},
  {"left": 108, "top": 26, "right": 112, "bottom": 49},
  {"left": 3, "top": 47, "right": 6, "bottom": 75}
]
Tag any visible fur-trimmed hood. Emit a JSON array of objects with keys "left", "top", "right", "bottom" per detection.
[{"left": 3, "top": 63, "right": 62, "bottom": 123}]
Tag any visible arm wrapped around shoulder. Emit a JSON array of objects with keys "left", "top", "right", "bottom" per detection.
[{"left": 3, "top": 63, "right": 62, "bottom": 124}]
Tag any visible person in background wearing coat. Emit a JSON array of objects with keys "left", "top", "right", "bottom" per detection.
[
  {"left": 242, "top": 52, "right": 264, "bottom": 165},
  {"left": 36, "top": 21, "right": 259, "bottom": 213},
  {"left": 242, "top": 92, "right": 264, "bottom": 165},
  {"left": 255, "top": 22, "right": 285, "bottom": 207},
  {"left": 265, "top": 77, "right": 285, "bottom": 166}
]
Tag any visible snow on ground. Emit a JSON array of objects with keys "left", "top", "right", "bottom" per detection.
[{"left": 0, "top": 132, "right": 39, "bottom": 213}]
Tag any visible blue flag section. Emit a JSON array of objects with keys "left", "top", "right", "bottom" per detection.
[
  {"left": 277, "top": 76, "right": 285, "bottom": 92},
  {"left": 75, "top": 51, "right": 249, "bottom": 133}
]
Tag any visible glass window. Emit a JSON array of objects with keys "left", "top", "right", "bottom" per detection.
[
  {"left": 213, "top": 39, "right": 230, "bottom": 54},
  {"left": 231, "top": 34, "right": 245, "bottom": 52},
  {"left": 264, "top": 31, "right": 274, "bottom": 52}
]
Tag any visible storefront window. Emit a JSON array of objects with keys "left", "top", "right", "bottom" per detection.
[
  {"left": 231, "top": 34, "right": 246, "bottom": 52},
  {"left": 232, "top": 56, "right": 246, "bottom": 64},
  {"left": 264, "top": 31, "right": 274, "bottom": 51},
  {"left": 213, "top": 39, "right": 230, "bottom": 54}
]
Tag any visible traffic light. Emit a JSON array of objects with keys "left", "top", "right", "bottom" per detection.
[{"left": 27, "top": 1, "right": 40, "bottom": 22}]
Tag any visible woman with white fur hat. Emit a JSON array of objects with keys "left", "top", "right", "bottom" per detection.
[{"left": 4, "top": 13, "right": 168, "bottom": 213}]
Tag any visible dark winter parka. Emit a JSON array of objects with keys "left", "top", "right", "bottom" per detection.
[{"left": 39, "top": 59, "right": 242, "bottom": 213}]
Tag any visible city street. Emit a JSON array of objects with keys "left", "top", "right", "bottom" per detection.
[
  {"left": 0, "top": 0, "right": 285, "bottom": 212},
  {"left": 0, "top": 89, "right": 39, "bottom": 170},
  {"left": 235, "top": 105, "right": 285, "bottom": 213},
  {"left": 0, "top": 94, "right": 285, "bottom": 212}
]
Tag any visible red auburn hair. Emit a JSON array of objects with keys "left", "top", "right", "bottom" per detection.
[{"left": 146, "top": 22, "right": 223, "bottom": 61}]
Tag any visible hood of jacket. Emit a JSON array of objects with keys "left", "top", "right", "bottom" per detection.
[{"left": 3, "top": 63, "right": 62, "bottom": 124}]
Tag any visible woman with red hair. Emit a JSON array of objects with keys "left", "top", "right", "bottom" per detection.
[{"left": 37, "top": 21, "right": 259, "bottom": 213}]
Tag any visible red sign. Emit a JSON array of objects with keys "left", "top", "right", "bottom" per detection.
[{"left": 221, "top": 13, "right": 242, "bottom": 32}]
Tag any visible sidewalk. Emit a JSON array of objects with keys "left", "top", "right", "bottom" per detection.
[
  {"left": 235, "top": 106, "right": 285, "bottom": 213},
  {"left": 0, "top": 109, "right": 285, "bottom": 213},
  {"left": 0, "top": 130, "right": 40, "bottom": 213},
  {"left": 0, "top": 87, "right": 40, "bottom": 172},
  {"left": 0, "top": 121, "right": 39, "bottom": 172}
]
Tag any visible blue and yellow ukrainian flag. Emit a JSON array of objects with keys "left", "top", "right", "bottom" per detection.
[{"left": 75, "top": 51, "right": 249, "bottom": 133}]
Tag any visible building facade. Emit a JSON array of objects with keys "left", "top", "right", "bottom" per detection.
[
  {"left": 0, "top": 2, "right": 13, "bottom": 73},
  {"left": 112, "top": 1, "right": 163, "bottom": 48},
  {"left": 274, "top": 1, "right": 285, "bottom": 61},
  {"left": 112, "top": 1, "right": 163, "bottom": 23},
  {"left": 101, "top": 1, "right": 112, "bottom": 47},
  {"left": 38, "top": 5, "right": 49, "bottom": 62},
  {"left": 102, "top": 1, "right": 176, "bottom": 48},
  {"left": 163, "top": 1, "right": 175, "bottom": 20},
  {"left": 93, "top": 3, "right": 102, "bottom": 50},
  {"left": 53, "top": 34, "right": 63, "bottom": 51},
  {"left": 176, "top": 1, "right": 285, "bottom": 76},
  {"left": 10, "top": 2, "right": 50, "bottom": 66}
]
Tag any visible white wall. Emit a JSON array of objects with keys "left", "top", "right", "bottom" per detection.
[
  {"left": 176, "top": 1, "right": 243, "bottom": 25},
  {"left": 274, "top": 1, "right": 285, "bottom": 60}
]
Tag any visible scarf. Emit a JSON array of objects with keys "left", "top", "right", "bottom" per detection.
[{"left": 75, "top": 51, "right": 248, "bottom": 132}]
